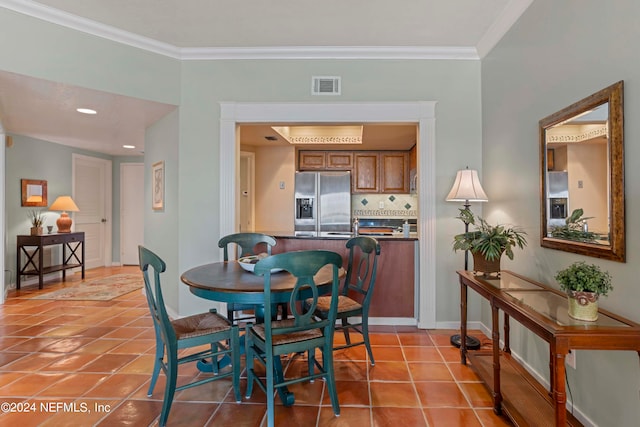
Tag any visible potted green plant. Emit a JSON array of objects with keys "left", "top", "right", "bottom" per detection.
[
  {"left": 555, "top": 261, "right": 612, "bottom": 321},
  {"left": 29, "top": 209, "right": 46, "bottom": 236},
  {"left": 452, "top": 208, "right": 527, "bottom": 275}
]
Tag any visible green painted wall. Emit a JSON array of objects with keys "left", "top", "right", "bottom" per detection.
[
  {"left": 482, "top": 0, "right": 640, "bottom": 424},
  {"left": 4, "top": 135, "right": 142, "bottom": 276},
  {"left": 0, "top": 8, "right": 483, "bottom": 330},
  {"left": 175, "top": 59, "right": 483, "bottom": 316}
]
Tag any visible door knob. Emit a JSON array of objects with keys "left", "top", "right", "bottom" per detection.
[{"left": 101, "top": 218, "right": 107, "bottom": 223}]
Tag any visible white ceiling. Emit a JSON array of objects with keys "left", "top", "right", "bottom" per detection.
[{"left": 0, "top": 0, "right": 532, "bottom": 155}]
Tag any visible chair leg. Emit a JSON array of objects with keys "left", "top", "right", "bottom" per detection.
[
  {"left": 266, "top": 352, "right": 276, "bottom": 427},
  {"left": 362, "top": 316, "right": 375, "bottom": 366},
  {"left": 147, "top": 339, "right": 164, "bottom": 397},
  {"left": 245, "top": 334, "right": 255, "bottom": 399},
  {"left": 159, "top": 355, "right": 178, "bottom": 427},
  {"left": 231, "top": 326, "right": 242, "bottom": 402},
  {"left": 323, "top": 343, "right": 340, "bottom": 417},
  {"left": 341, "top": 317, "right": 351, "bottom": 345},
  {"left": 227, "top": 303, "right": 236, "bottom": 325}
]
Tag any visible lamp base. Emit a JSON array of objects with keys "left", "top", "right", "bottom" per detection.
[
  {"left": 450, "top": 334, "right": 481, "bottom": 350},
  {"left": 56, "top": 212, "right": 73, "bottom": 233}
]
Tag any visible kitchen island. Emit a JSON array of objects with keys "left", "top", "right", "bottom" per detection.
[{"left": 261, "top": 232, "right": 418, "bottom": 321}]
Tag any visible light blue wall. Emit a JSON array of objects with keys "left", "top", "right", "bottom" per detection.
[
  {"left": 4, "top": 134, "right": 141, "bottom": 275},
  {"left": 0, "top": 7, "right": 484, "bottom": 320},
  {"left": 175, "top": 59, "right": 483, "bottom": 316},
  {"left": 0, "top": 6, "right": 484, "bottom": 320},
  {"left": 482, "top": 0, "right": 640, "bottom": 424}
]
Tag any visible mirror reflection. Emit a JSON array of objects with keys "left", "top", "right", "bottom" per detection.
[{"left": 539, "top": 81, "right": 625, "bottom": 262}]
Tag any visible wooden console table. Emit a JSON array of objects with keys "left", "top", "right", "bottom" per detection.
[
  {"left": 458, "top": 270, "right": 640, "bottom": 427},
  {"left": 17, "top": 232, "right": 85, "bottom": 289}
]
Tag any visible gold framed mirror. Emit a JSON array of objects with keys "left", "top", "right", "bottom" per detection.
[
  {"left": 21, "top": 179, "right": 48, "bottom": 207},
  {"left": 539, "top": 81, "right": 624, "bottom": 262}
]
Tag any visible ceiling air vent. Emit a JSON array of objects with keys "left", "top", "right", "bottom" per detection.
[{"left": 312, "top": 76, "right": 341, "bottom": 95}]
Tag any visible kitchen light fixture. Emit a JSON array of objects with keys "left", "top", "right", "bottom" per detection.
[
  {"left": 49, "top": 196, "right": 80, "bottom": 233},
  {"left": 446, "top": 167, "right": 488, "bottom": 350},
  {"left": 76, "top": 108, "right": 97, "bottom": 115},
  {"left": 123, "top": 145, "right": 136, "bottom": 149},
  {"left": 271, "top": 125, "right": 363, "bottom": 144}
]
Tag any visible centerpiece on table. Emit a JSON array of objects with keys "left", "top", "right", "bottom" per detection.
[{"left": 555, "top": 261, "right": 612, "bottom": 321}]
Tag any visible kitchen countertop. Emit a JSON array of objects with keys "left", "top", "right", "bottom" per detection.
[{"left": 255, "top": 231, "right": 418, "bottom": 241}]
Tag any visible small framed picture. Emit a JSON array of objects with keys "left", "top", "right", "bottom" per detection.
[{"left": 152, "top": 161, "right": 164, "bottom": 211}]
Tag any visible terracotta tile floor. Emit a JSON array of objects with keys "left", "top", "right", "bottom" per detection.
[{"left": 0, "top": 266, "right": 513, "bottom": 426}]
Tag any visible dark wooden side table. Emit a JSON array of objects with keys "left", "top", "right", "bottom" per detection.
[{"left": 17, "top": 232, "right": 85, "bottom": 289}]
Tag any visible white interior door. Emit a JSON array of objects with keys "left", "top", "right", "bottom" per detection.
[
  {"left": 239, "top": 151, "right": 255, "bottom": 232},
  {"left": 120, "top": 163, "right": 144, "bottom": 265},
  {"left": 73, "top": 154, "right": 112, "bottom": 269}
]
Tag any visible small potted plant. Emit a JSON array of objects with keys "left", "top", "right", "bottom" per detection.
[
  {"left": 452, "top": 208, "right": 527, "bottom": 275},
  {"left": 555, "top": 261, "right": 612, "bottom": 321},
  {"left": 29, "top": 209, "right": 46, "bottom": 236}
]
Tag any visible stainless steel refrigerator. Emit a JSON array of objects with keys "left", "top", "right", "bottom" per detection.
[{"left": 294, "top": 171, "right": 351, "bottom": 236}]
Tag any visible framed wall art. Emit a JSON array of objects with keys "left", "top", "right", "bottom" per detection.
[
  {"left": 152, "top": 161, "right": 164, "bottom": 210},
  {"left": 21, "top": 179, "right": 48, "bottom": 207}
]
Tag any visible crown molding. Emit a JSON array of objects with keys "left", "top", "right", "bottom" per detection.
[
  {"left": 1, "top": 0, "right": 182, "bottom": 58},
  {"left": 2, "top": 0, "right": 479, "bottom": 60},
  {"left": 476, "top": 0, "right": 534, "bottom": 58},
  {"left": 181, "top": 45, "right": 478, "bottom": 60}
]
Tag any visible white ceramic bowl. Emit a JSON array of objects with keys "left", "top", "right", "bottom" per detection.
[
  {"left": 238, "top": 255, "right": 283, "bottom": 274},
  {"left": 238, "top": 255, "right": 260, "bottom": 272}
]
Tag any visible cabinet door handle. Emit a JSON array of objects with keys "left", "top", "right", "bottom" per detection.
[{"left": 101, "top": 218, "right": 107, "bottom": 223}]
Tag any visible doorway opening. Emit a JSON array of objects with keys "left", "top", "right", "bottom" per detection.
[{"left": 219, "top": 101, "right": 437, "bottom": 329}]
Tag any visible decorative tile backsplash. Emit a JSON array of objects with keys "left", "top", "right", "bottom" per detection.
[{"left": 351, "top": 194, "right": 418, "bottom": 219}]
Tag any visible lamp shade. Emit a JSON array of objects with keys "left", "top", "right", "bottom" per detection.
[
  {"left": 49, "top": 196, "right": 79, "bottom": 212},
  {"left": 446, "top": 169, "right": 488, "bottom": 202}
]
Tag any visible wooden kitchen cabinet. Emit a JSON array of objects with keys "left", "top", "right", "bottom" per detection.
[
  {"left": 354, "top": 151, "right": 409, "bottom": 194},
  {"left": 380, "top": 152, "right": 409, "bottom": 193},
  {"left": 298, "top": 151, "right": 326, "bottom": 169},
  {"left": 300, "top": 149, "right": 410, "bottom": 194},
  {"left": 299, "top": 151, "right": 352, "bottom": 170},
  {"left": 326, "top": 151, "right": 352, "bottom": 169},
  {"left": 353, "top": 152, "right": 379, "bottom": 193}
]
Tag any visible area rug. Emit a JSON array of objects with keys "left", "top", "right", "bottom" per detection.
[{"left": 32, "top": 274, "right": 144, "bottom": 301}]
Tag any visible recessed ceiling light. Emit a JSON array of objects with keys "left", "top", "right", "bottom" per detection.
[
  {"left": 76, "top": 108, "right": 97, "bottom": 115},
  {"left": 123, "top": 145, "right": 136, "bottom": 149}
]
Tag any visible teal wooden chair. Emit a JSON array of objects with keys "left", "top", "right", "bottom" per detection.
[
  {"left": 305, "top": 236, "right": 381, "bottom": 365},
  {"left": 245, "top": 250, "right": 342, "bottom": 427},
  {"left": 138, "top": 246, "right": 241, "bottom": 427},
  {"left": 218, "top": 232, "right": 284, "bottom": 324}
]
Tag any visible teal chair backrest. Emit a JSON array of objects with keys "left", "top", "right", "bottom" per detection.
[
  {"left": 138, "top": 246, "right": 177, "bottom": 347},
  {"left": 218, "top": 232, "right": 276, "bottom": 261},
  {"left": 343, "top": 236, "right": 381, "bottom": 300},
  {"left": 254, "top": 250, "right": 342, "bottom": 336}
]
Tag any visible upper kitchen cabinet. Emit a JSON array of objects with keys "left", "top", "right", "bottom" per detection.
[
  {"left": 353, "top": 151, "right": 409, "bottom": 194},
  {"left": 300, "top": 150, "right": 411, "bottom": 194},
  {"left": 299, "top": 151, "right": 353, "bottom": 170},
  {"left": 299, "top": 151, "right": 326, "bottom": 169},
  {"left": 354, "top": 152, "right": 380, "bottom": 193},
  {"left": 380, "top": 152, "right": 409, "bottom": 193}
]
